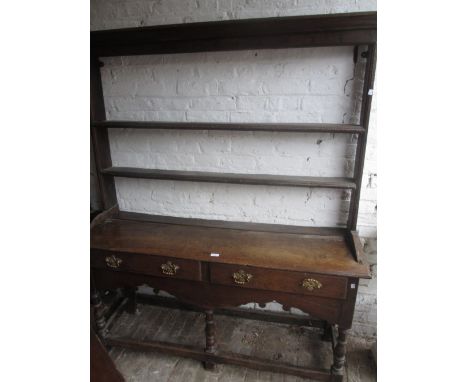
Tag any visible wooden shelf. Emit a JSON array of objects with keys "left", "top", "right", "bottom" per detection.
[
  {"left": 102, "top": 167, "right": 356, "bottom": 189},
  {"left": 93, "top": 121, "right": 365, "bottom": 134},
  {"left": 117, "top": 211, "right": 347, "bottom": 237},
  {"left": 91, "top": 12, "right": 377, "bottom": 57},
  {"left": 91, "top": 11, "right": 377, "bottom": 230}
]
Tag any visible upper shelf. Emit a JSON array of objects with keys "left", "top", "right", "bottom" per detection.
[
  {"left": 93, "top": 121, "right": 365, "bottom": 134},
  {"left": 91, "top": 12, "right": 377, "bottom": 57}
]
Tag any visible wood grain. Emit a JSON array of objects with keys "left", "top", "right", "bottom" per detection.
[
  {"left": 91, "top": 218, "right": 370, "bottom": 278},
  {"left": 92, "top": 120, "right": 365, "bottom": 134},
  {"left": 118, "top": 211, "right": 347, "bottom": 237},
  {"left": 210, "top": 263, "right": 348, "bottom": 299},
  {"left": 91, "top": 12, "right": 376, "bottom": 57},
  {"left": 91, "top": 330, "right": 125, "bottom": 382},
  {"left": 347, "top": 44, "right": 377, "bottom": 230},
  {"left": 102, "top": 167, "right": 357, "bottom": 189}
]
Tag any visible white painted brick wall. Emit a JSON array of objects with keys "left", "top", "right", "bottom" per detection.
[
  {"left": 91, "top": 0, "right": 377, "bottom": 338},
  {"left": 102, "top": 46, "right": 366, "bottom": 228}
]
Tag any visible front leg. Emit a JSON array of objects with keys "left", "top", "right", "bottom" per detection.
[
  {"left": 330, "top": 327, "right": 349, "bottom": 381},
  {"left": 203, "top": 309, "right": 217, "bottom": 370},
  {"left": 91, "top": 290, "right": 106, "bottom": 337}
]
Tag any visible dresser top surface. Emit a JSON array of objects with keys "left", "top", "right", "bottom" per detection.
[{"left": 91, "top": 217, "right": 369, "bottom": 278}]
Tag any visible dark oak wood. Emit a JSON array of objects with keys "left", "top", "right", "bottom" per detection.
[
  {"left": 101, "top": 295, "right": 128, "bottom": 336},
  {"left": 347, "top": 43, "right": 377, "bottom": 230},
  {"left": 122, "top": 287, "right": 137, "bottom": 314},
  {"left": 91, "top": 249, "right": 203, "bottom": 281},
  {"left": 102, "top": 166, "right": 357, "bottom": 190},
  {"left": 91, "top": 290, "right": 107, "bottom": 337},
  {"left": 135, "top": 293, "right": 325, "bottom": 328},
  {"left": 90, "top": 205, "right": 118, "bottom": 230},
  {"left": 92, "top": 269, "right": 344, "bottom": 325},
  {"left": 91, "top": 218, "right": 370, "bottom": 278},
  {"left": 210, "top": 263, "right": 349, "bottom": 299},
  {"left": 339, "top": 278, "right": 361, "bottom": 329},
  {"left": 322, "top": 322, "right": 333, "bottom": 342},
  {"left": 118, "top": 210, "right": 347, "bottom": 237},
  {"left": 93, "top": 120, "right": 365, "bottom": 134},
  {"left": 104, "top": 336, "right": 331, "bottom": 381},
  {"left": 90, "top": 11, "right": 376, "bottom": 380},
  {"left": 345, "top": 229, "right": 366, "bottom": 264},
  {"left": 331, "top": 327, "right": 349, "bottom": 379},
  {"left": 90, "top": 58, "right": 116, "bottom": 210},
  {"left": 91, "top": 12, "right": 376, "bottom": 57},
  {"left": 204, "top": 309, "right": 217, "bottom": 370},
  {"left": 91, "top": 330, "right": 125, "bottom": 382}
]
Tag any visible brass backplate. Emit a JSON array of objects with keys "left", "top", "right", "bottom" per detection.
[
  {"left": 161, "top": 261, "right": 180, "bottom": 276},
  {"left": 301, "top": 278, "right": 322, "bottom": 291},
  {"left": 232, "top": 269, "right": 253, "bottom": 285},
  {"left": 105, "top": 255, "right": 122, "bottom": 269}
]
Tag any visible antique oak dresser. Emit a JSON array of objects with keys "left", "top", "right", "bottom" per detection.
[{"left": 91, "top": 12, "right": 376, "bottom": 381}]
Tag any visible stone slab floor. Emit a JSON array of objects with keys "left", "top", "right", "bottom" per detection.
[{"left": 108, "top": 304, "right": 376, "bottom": 382}]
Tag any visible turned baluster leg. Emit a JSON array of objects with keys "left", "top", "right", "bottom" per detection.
[
  {"left": 331, "top": 327, "right": 349, "bottom": 381},
  {"left": 204, "top": 309, "right": 217, "bottom": 370},
  {"left": 123, "top": 287, "right": 137, "bottom": 314},
  {"left": 91, "top": 290, "right": 106, "bottom": 337}
]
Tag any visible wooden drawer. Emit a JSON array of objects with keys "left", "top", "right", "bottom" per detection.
[
  {"left": 91, "top": 250, "right": 202, "bottom": 281},
  {"left": 210, "top": 263, "right": 347, "bottom": 299}
]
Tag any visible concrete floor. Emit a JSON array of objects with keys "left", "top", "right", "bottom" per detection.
[{"left": 108, "top": 304, "right": 376, "bottom": 382}]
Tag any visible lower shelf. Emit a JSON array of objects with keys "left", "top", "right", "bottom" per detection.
[{"left": 103, "top": 299, "right": 337, "bottom": 381}]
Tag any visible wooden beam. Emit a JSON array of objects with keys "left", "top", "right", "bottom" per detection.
[
  {"left": 117, "top": 211, "right": 347, "bottom": 236},
  {"left": 347, "top": 44, "right": 377, "bottom": 230},
  {"left": 91, "top": 12, "right": 376, "bottom": 57},
  {"left": 91, "top": 331, "right": 125, "bottom": 382},
  {"left": 345, "top": 230, "right": 368, "bottom": 268},
  {"left": 90, "top": 57, "right": 117, "bottom": 209},
  {"left": 92, "top": 121, "right": 365, "bottom": 134},
  {"left": 90, "top": 205, "right": 118, "bottom": 230},
  {"left": 135, "top": 293, "right": 325, "bottom": 328},
  {"left": 104, "top": 337, "right": 331, "bottom": 380},
  {"left": 102, "top": 167, "right": 357, "bottom": 189}
]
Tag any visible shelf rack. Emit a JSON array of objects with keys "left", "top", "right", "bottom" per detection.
[{"left": 91, "top": 11, "right": 376, "bottom": 233}]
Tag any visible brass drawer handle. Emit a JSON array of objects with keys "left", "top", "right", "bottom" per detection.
[
  {"left": 105, "top": 255, "right": 122, "bottom": 269},
  {"left": 233, "top": 269, "right": 253, "bottom": 285},
  {"left": 161, "top": 261, "right": 180, "bottom": 276},
  {"left": 301, "top": 278, "right": 322, "bottom": 291}
]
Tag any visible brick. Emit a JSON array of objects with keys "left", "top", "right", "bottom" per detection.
[
  {"left": 186, "top": 110, "right": 229, "bottom": 123},
  {"left": 190, "top": 96, "right": 236, "bottom": 111},
  {"left": 218, "top": 79, "right": 264, "bottom": 96},
  {"left": 149, "top": 97, "right": 192, "bottom": 111},
  {"left": 236, "top": 96, "right": 268, "bottom": 111},
  {"left": 176, "top": 79, "right": 218, "bottom": 96},
  {"left": 136, "top": 78, "right": 177, "bottom": 97},
  {"left": 262, "top": 78, "right": 310, "bottom": 95},
  {"left": 229, "top": 111, "right": 276, "bottom": 123},
  {"left": 141, "top": 111, "right": 187, "bottom": 122}
]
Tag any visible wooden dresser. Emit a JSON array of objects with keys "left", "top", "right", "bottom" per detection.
[{"left": 91, "top": 12, "right": 376, "bottom": 381}]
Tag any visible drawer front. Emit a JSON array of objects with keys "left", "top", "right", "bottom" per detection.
[
  {"left": 210, "top": 264, "right": 347, "bottom": 299},
  {"left": 91, "top": 250, "right": 202, "bottom": 281}
]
